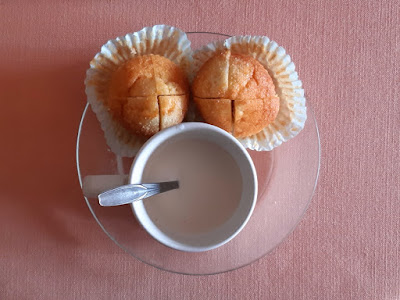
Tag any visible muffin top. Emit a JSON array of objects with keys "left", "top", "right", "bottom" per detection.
[
  {"left": 192, "top": 50, "right": 276, "bottom": 101},
  {"left": 109, "top": 54, "right": 189, "bottom": 98},
  {"left": 192, "top": 50, "right": 279, "bottom": 138},
  {"left": 105, "top": 54, "right": 189, "bottom": 137}
]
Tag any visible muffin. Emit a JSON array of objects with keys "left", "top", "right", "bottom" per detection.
[
  {"left": 108, "top": 54, "right": 189, "bottom": 137},
  {"left": 191, "top": 36, "right": 307, "bottom": 151},
  {"left": 85, "top": 25, "right": 192, "bottom": 157},
  {"left": 192, "top": 50, "right": 279, "bottom": 138}
]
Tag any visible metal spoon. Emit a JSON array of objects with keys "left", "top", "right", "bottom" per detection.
[{"left": 98, "top": 181, "right": 179, "bottom": 207}]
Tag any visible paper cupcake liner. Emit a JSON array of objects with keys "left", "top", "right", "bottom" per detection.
[
  {"left": 85, "top": 25, "right": 192, "bottom": 157},
  {"left": 192, "top": 36, "right": 306, "bottom": 151}
]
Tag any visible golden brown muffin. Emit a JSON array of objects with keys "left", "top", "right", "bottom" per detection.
[
  {"left": 106, "top": 54, "right": 189, "bottom": 137},
  {"left": 192, "top": 50, "right": 279, "bottom": 138}
]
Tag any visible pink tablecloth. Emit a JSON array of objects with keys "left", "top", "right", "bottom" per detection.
[{"left": 1, "top": 0, "right": 399, "bottom": 299}]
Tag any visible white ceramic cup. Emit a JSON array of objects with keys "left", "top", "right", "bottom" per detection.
[{"left": 83, "top": 123, "right": 258, "bottom": 252}]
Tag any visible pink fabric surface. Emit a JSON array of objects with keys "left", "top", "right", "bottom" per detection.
[{"left": 0, "top": 0, "right": 399, "bottom": 299}]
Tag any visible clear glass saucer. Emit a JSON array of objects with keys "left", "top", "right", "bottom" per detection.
[{"left": 76, "top": 32, "right": 320, "bottom": 275}]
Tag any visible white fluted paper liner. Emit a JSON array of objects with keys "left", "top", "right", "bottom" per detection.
[
  {"left": 85, "top": 25, "right": 192, "bottom": 157},
  {"left": 192, "top": 36, "right": 307, "bottom": 151}
]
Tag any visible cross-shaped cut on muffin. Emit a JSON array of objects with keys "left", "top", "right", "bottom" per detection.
[
  {"left": 105, "top": 54, "right": 189, "bottom": 137},
  {"left": 192, "top": 50, "right": 279, "bottom": 138}
]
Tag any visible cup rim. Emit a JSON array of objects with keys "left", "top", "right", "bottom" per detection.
[{"left": 129, "top": 122, "right": 258, "bottom": 252}]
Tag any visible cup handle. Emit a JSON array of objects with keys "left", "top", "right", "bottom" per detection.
[{"left": 82, "top": 175, "right": 129, "bottom": 198}]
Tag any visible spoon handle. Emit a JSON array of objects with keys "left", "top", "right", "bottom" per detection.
[{"left": 98, "top": 181, "right": 179, "bottom": 207}]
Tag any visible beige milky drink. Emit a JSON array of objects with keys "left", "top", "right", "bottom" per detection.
[{"left": 142, "top": 138, "right": 243, "bottom": 239}]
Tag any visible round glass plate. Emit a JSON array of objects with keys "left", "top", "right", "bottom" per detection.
[{"left": 76, "top": 32, "right": 320, "bottom": 275}]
